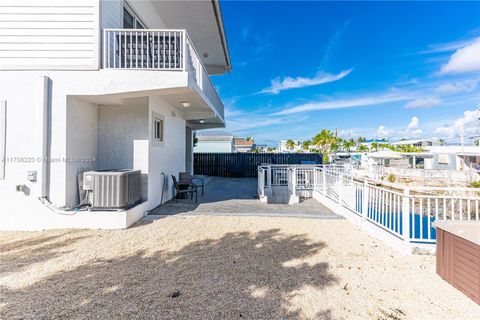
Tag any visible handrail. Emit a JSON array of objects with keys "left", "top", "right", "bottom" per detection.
[
  {"left": 184, "top": 32, "right": 224, "bottom": 120},
  {"left": 105, "top": 28, "right": 187, "bottom": 32}
]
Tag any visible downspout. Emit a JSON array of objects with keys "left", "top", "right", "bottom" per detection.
[{"left": 40, "top": 76, "right": 51, "bottom": 198}]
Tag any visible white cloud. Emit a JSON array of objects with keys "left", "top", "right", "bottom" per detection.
[
  {"left": 407, "top": 116, "right": 419, "bottom": 129},
  {"left": 375, "top": 117, "right": 423, "bottom": 140},
  {"left": 224, "top": 107, "right": 308, "bottom": 133},
  {"left": 440, "top": 37, "right": 480, "bottom": 74},
  {"left": 405, "top": 97, "right": 442, "bottom": 109},
  {"left": 274, "top": 92, "right": 411, "bottom": 115},
  {"left": 376, "top": 125, "right": 393, "bottom": 139},
  {"left": 338, "top": 129, "right": 358, "bottom": 139},
  {"left": 435, "top": 80, "right": 478, "bottom": 94},
  {"left": 404, "top": 116, "right": 423, "bottom": 138},
  {"left": 321, "top": 19, "right": 351, "bottom": 66},
  {"left": 434, "top": 109, "right": 480, "bottom": 138},
  {"left": 419, "top": 37, "right": 478, "bottom": 54},
  {"left": 259, "top": 69, "right": 352, "bottom": 95}
]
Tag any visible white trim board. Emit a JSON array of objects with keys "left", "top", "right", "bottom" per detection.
[{"left": 0, "top": 100, "right": 6, "bottom": 180}]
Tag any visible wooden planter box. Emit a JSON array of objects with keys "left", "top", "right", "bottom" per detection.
[{"left": 435, "top": 221, "right": 480, "bottom": 304}]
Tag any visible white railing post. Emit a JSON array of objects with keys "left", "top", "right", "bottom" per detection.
[
  {"left": 266, "top": 165, "right": 271, "bottom": 188},
  {"left": 362, "top": 179, "right": 369, "bottom": 219},
  {"left": 292, "top": 167, "right": 297, "bottom": 191},
  {"left": 322, "top": 167, "right": 327, "bottom": 195},
  {"left": 258, "top": 168, "right": 264, "bottom": 197},
  {"left": 338, "top": 174, "right": 344, "bottom": 206},
  {"left": 402, "top": 188, "right": 410, "bottom": 243},
  {"left": 103, "top": 29, "right": 107, "bottom": 69},
  {"left": 182, "top": 30, "right": 187, "bottom": 72}
]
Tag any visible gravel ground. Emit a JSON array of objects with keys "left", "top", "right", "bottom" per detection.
[{"left": 1, "top": 216, "right": 479, "bottom": 320}]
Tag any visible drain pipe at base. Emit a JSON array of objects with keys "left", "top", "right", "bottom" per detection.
[{"left": 144, "top": 172, "right": 167, "bottom": 216}]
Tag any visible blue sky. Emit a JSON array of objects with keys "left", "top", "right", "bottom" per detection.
[{"left": 211, "top": 1, "right": 480, "bottom": 146}]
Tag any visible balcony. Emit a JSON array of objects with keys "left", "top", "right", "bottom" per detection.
[{"left": 102, "top": 29, "right": 224, "bottom": 124}]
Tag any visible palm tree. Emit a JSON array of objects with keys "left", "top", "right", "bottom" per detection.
[
  {"left": 357, "top": 144, "right": 369, "bottom": 152},
  {"left": 397, "top": 144, "right": 423, "bottom": 153},
  {"left": 285, "top": 139, "right": 296, "bottom": 151},
  {"left": 301, "top": 140, "right": 312, "bottom": 151},
  {"left": 357, "top": 136, "right": 366, "bottom": 143},
  {"left": 342, "top": 138, "right": 356, "bottom": 153},
  {"left": 371, "top": 142, "right": 380, "bottom": 152},
  {"left": 331, "top": 139, "right": 341, "bottom": 160},
  {"left": 312, "top": 129, "right": 336, "bottom": 163},
  {"left": 383, "top": 144, "right": 397, "bottom": 151}
]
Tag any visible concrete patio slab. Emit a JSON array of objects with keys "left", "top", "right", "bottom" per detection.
[{"left": 147, "top": 177, "right": 339, "bottom": 219}]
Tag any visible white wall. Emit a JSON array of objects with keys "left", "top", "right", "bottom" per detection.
[
  {"left": 65, "top": 97, "right": 98, "bottom": 205},
  {"left": 101, "top": 0, "right": 167, "bottom": 30},
  {"left": 148, "top": 96, "right": 186, "bottom": 205},
  {"left": 0, "top": 0, "right": 100, "bottom": 70},
  {"left": 194, "top": 140, "right": 234, "bottom": 153},
  {"left": 97, "top": 103, "right": 148, "bottom": 170},
  {"left": 126, "top": 0, "right": 166, "bottom": 29},
  {"left": 0, "top": 73, "right": 67, "bottom": 204},
  {"left": 98, "top": 102, "right": 150, "bottom": 201},
  {"left": 101, "top": 0, "right": 123, "bottom": 29}
]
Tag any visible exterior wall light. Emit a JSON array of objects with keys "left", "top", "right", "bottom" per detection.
[{"left": 181, "top": 101, "right": 191, "bottom": 108}]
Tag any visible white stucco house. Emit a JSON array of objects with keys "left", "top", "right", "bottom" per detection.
[
  {"left": 194, "top": 131, "right": 234, "bottom": 153},
  {"left": 0, "top": 0, "right": 231, "bottom": 230}
]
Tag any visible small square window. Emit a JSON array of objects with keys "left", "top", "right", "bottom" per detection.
[{"left": 154, "top": 118, "right": 163, "bottom": 142}]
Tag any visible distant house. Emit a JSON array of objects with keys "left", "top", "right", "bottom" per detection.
[
  {"left": 194, "top": 131, "right": 234, "bottom": 153},
  {"left": 426, "top": 146, "right": 480, "bottom": 171},
  {"left": 254, "top": 144, "right": 270, "bottom": 152},
  {"left": 234, "top": 138, "right": 254, "bottom": 153},
  {"left": 360, "top": 139, "right": 390, "bottom": 149},
  {"left": 392, "top": 138, "right": 441, "bottom": 147},
  {"left": 363, "top": 145, "right": 480, "bottom": 171}
]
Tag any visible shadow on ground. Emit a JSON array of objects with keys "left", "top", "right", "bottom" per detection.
[
  {"left": 0, "top": 232, "right": 89, "bottom": 277},
  {"left": 0, "top": 229, "right": 337, "bottom": 319}
]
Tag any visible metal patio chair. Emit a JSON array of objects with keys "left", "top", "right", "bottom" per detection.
[
  {"left": 179, "top": 172, "right": 204, "bottom": 196},
  {"left": 172, "top": 175, "right": 198, "bottom": 203}
]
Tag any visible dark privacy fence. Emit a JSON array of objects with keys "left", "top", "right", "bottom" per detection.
[{"left": 194, "top": 153, "right": 323, "bottom": 178}]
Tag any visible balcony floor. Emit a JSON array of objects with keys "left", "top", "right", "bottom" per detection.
[{"left": 147, "top": 177, "right": 338, "bottom": 219}]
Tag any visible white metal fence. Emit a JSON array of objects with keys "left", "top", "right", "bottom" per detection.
[
  {"left": 258, "top": 164, "right": 480, "bottom": 244},
  {"left": 312, "top": 167, "right": 480, "bottom": 244}
]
